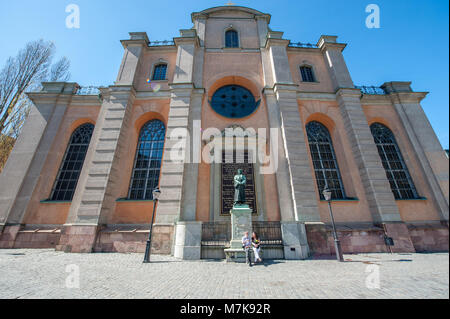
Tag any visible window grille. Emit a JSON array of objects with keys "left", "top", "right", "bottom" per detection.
[
  {"left": 225, "top": 30, "right": 239, "bottom": 48},
  {"left": 128, "top": 120, "right": 166, "bottom": 200},
  {"left": 300, "top": 66, "right": 315, "bottom": 82},
  {"left": 306, "top": 121, "right": 345, "bottom": 200},
  {"left": 370, "top": 123, "right": 419, "bottom": 199},
  {"left": 50, "top": 123, "right": 94, "bottom": 201},
  {"left": 152, "top": 64, "right": 167, "bottom": 81}
]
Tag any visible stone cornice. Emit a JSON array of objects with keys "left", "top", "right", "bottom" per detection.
[
  {"left": 359, "top": 94, "right": 392, "bottom": 105},
  {"left": 297, "top": 92, "right": 337, "bottom": 101},
  {"left": 272, "top": 83, "right": 299, "bottom": 93},
  {"left": 319, "top": 42, "right": 347, "bottom": 53},
  {"left": 146, "top": 46, "right": 177, "bottom": 53},
  {"left": 386, "top": 92, "right": 429, "bottom": 104},
  {"left": 173, "top": 36, "right": 201, "bottom": 48},
  {"left": 99, "top": 85, "right": 136, "bottom": 102},
  {"left": 335, "top": 87, "right": 361, "bottom": 98},
  {"left": 135, "top": 90, "right": 172, "bottom": 100},
  {"left": 191, "top": 6, "right": 271, "bottom": 24},
  {"left": 287, "top": 46, "right": 321, "bottom": 53},
  {"left": 70, "top": 95, "right": 102, "bottom": 106},
  {"left": 26, "top": 92, "right": 72, "bottom": 105},
  {"left": 120, "top": 39, "right": 149, "bottom": 49},
  {"left": 264, "top": 38, "right": 290, "bottom": 49}
]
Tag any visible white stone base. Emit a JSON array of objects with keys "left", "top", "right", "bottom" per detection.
[
  {"left": 173, "top": 221, "right": 202, "bottom": 260},
  {"left": 281, "top": 221, "right": 310, "bottom": 259}
]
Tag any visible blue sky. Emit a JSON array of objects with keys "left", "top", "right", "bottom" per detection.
[{"left": 0, "top": 0, "right": 448, "bottom": 148}]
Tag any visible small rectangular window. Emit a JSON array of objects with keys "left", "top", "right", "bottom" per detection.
[
  {"left": 300, "top": 66, "right": 315, "bottom": 82},
  {"left": 152, "top": 64, "right": 167, "bottom": 81}
]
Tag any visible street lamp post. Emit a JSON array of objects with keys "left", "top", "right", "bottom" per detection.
[
  {"left": 323, "top": 186, "right": 344, "bottom": 262},
  {"left": 143, "top": 187, "right": 161, "bottom": 263}
]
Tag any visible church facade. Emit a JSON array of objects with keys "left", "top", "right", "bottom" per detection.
[{"left": 0, "top": 6, "right": 448, "bottom": 259}]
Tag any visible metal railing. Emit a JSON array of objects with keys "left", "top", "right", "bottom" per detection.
[
  {"left": 148, "top": 40, "right": 175, "bottom": 46},
  {"left": 201, "top": 221, "right": 283, "bottom": 247},
  {"left": 355, "top": 85, "right": 386, "bottom": 95},
  {"left": 75, "top": 86, "right": 101, "bottom": 95},
  {"left": 201, "top": 222, "right": 231, "bottom": 247},
  {"left": 253, "top": 221, "right": 283, "bottom": 246},
  {"left": 289, "top": 42, "right": 318, "bottom": 48}
]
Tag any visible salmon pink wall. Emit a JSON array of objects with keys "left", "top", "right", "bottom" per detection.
[
  {"left": 299, "top": 100, "right": 374, "bottom": 224},
  {"left": 363, "top": 104, "right": 442, "bottom": 222},
  {"left": 23, "top": 104, "right": 100, "bottom": 225},
  {"left": 288, "top": 51, "right": 334, "bottom": 92},
  {"left": 107, "top": 99, "right": 169, "bottom": 224},
  {"left": 134, "top": 49, "right": 177, "bottom": 92}
]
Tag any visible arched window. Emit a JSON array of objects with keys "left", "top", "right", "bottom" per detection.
[
  {"left": 300, "top": 66, "right": 315, "bottom": 82},
  {"left": 370, "top": 123, "right": 418, "bottom": 200},
  {"left": 152, "top": 64, "right": 167, "bottom": 81},
  {"left": 225, "top": 30, "right": 239, "bottom": 48},
  {"left": 50, "top": 123, "right": 94, "bottom": 201},
  {"left": 128, "top": 120, "right": 166, "bottom": 200},
  {"left": 306, "top": 121, "right": 345, "bottom": 200}
]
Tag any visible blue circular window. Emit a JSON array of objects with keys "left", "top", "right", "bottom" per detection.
[{"left": 210, "top": 85, "right": 259, "bottom": 118}]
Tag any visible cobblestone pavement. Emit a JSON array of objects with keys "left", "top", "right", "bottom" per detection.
[{"left": 0, "top": 249, "right": 448, "bottom": 299}]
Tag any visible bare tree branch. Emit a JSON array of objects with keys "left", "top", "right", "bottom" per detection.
[
  {"left": 0, "top": 39, "right": 71, "bottom": 169},
  {"left": 50, "top": 57, "right": 71, "bottom": 82}
]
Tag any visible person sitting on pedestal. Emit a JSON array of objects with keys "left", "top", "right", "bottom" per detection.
[
  {"left": 252, "top": 231, "right": 262, "bottom": 263},
  {"left": 242, "top": 231, "right": 252, "bottom": 267}
]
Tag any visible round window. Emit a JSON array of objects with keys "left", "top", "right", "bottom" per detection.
[{"left": 210, "top": 85, "right": 259, "bottom": 118}]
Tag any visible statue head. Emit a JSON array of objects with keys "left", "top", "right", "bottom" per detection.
[{"left": 237, "top": 169, "right": 243, "bottom": 175}]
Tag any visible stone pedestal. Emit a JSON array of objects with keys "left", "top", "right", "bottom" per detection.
[
  {"left": 174, "top": 221, "right": 202, "bottom": 260},
  {"left": 281, "top": 221, "right": 310, "bottom": 259},
  {"left": 224, "top": 204, "right": 253, "bottom": 262}
]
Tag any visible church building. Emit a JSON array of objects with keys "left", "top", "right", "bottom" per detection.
[{"left": 0, "top": 6, "right": 448, "bottom": 259}]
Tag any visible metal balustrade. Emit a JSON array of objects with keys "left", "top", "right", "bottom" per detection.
[
  {"left": 75, "top": 86, "right": 101, "bottom": 95},
  {"left": 201, "top": 221, "right": 283, "bottom": 247},
  {"left": 148, "top": 40, "right": 175, "bottom": 46},
  {"left": 355, "top": 85, "right": 387, "bottom": 95},
  {"left": 288, "top": 42, "right": 318, "bottom": 48}
]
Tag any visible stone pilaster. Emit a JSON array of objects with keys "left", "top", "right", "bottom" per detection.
[
  {"left": 262, "top": 33, "right": 320, "bottom": 259},
  {"left": 337, "top": 88, "right": 402, "bottom": 223},
  {"left": 160, "top": 29, "right": 204, "bottom": 259},
  {"left": 383, "top": 82, "right": 449, "bottom": 221},
  {"left": 57, "top": 86, "right": 136, "bottom": 253},
  {"left": 0, "top": 83, "right": 77, "bottom": 245},
  {"left": 57, "top": 33, "right": 148, "bottom": 253},
  {"left": 319, "top": 35, "right": 414, "bottom": 252}
]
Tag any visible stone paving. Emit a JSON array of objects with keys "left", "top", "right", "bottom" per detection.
[{"left": 0, "top": 249, "right": 448, "bottom": 299}]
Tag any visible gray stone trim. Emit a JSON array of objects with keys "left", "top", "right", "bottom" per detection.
[
  {"left": 0, "top": 90, "right": 74, "bottom": 225},
  {"left": 336, "top": 88, "right": 401, "bottom": 223}
]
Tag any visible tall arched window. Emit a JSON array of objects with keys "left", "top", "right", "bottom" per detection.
[
  {"left": 306, "top": 121, "right": 345, "bottom": 200},
  {"left": 152, "top": 64, "right": 167, "bottom": 81},
  {"left": 50, "top": 123, "right": 94, "bottom": 201},
  {"left": 225, "top": 30, "right": 239, "bottom": 48},
  {"left": 128, "top": 120, "right": 166, "bottom": 200},
  {"left": 300, "top": 65, "right": 315, "bottom": 82},
  {"left": 370, "top": 123, "right": 418, "bottom": 199}
]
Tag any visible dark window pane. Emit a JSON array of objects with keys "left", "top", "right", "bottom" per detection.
[
  {"left": 128, "top": 120, "right": 166, "bottom": 200},
  {"left": 50, "top": 123, "right": 94, "bottom": 201},
  {"left": 306, "top": 121, "right": 346, "bottom": 200},
  {"left": 152, "top": 64, "right": 167, "bottom": 81},
  {"left": 370, "top": 123, "right": 418, "bottom": 200},
  {"left": 300, "top": 66, "right": 315, "bottom": 82},
  {"left": 225, "top": 30, "right": 239, "bottom": 48}
]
